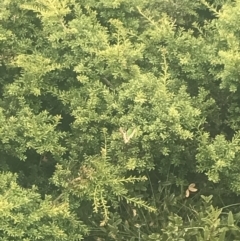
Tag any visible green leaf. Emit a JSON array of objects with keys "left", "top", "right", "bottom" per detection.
[
  {"left": 219, "top": 231, "right": 226, "bottom": 241},
  {"left": 228, "top": 211, "right": 234, "bottom": 226}
]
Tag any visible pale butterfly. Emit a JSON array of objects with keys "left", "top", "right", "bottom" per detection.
[
  {"left": 119, "top": 127, "right": 136, "bottom": 144},
  {"left": 185, "top": 183, "right": 198, "bottom": 198}
]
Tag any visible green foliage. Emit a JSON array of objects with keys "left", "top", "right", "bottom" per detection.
[
  {"left": 0, "top": 172, "right": 88, "bottom": 240},
  {"left": 1, "top": 0, "right": 240, "bottom": 240},
  {"left": 197, "top": 131, "right": 240, "bottom": 193},
  {"left": 52, "top": 145, "right": 156, "bottom": 226},
  {"left": 0, "top": 107, "right": 66, "bottom": 160}
]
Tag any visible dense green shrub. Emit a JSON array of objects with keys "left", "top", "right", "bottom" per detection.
[{"left": 1, "top": 0, "right": 240, "bottom": 240}]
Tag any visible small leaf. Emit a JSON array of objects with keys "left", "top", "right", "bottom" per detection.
[
  {"left": 201, "top": 195, "right": 213, "bottom": 203},
  {"left": 133, "top": 209, "right": 137, "bottom": 217},
  {"left": 228, "top": 211, "right": 234, "bottom": 226},
  {"left": 219, "top": 231, "right": 226, "bottom": 241},
  {"left": 113, "top": 219, "right": 122, "bottom": 226}
]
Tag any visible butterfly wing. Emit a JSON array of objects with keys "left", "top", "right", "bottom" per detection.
[
  {"left": 119, "top": 127, "right": 129, "bottom": 143},
  {"left": 120, "top": 127, "right": 136, "bottom": 144},
  {"left": 126, "top": 128, "right": 136, "bottom": 142},
  {"left": 185, "top": 189, "right": 190, "bottom": 198},
  {"left": 188, "top": 183, "right": 198, "bottom": 192}
]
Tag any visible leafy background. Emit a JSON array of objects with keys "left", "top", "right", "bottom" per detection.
[{"left": 1, "top": 0, "right": 240, "bottom": 240}]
